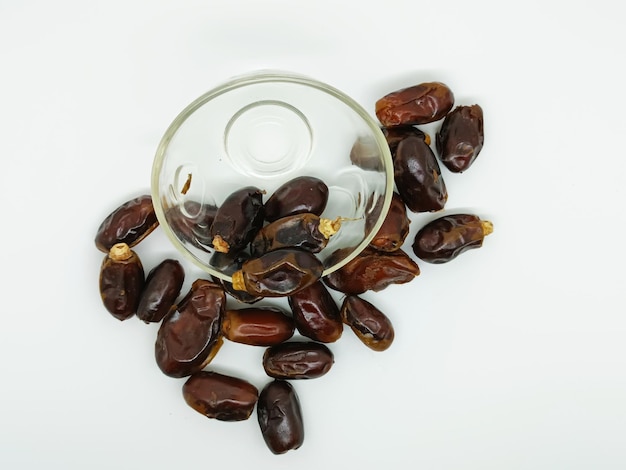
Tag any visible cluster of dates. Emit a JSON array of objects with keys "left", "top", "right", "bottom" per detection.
[{"left": 95, "top": 80, "right": 492, "bottom": 455}]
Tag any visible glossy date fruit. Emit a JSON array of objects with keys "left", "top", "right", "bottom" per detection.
[
  {"left": 340, "top": 296, "right": 394, "bottom": 351},
  {"left": 262, "top": 341, "right": 334, "bottom": 379},
  {"left": 99, "top": 243, "right": 145, "bottom": 321},
  {"left": 394, "top": 135, "right": 448, "bottom": 213},
  {"left": 155, "top": 279, "right": 225, "bottom": 378},
  {"left": 210, "top": 186, "right": 265, "bottom": 253},
  {"left": 183, "top": 371, "right": 258, "bottom": 422},
  {"left": 231, "top": 248, "right": 324, "bottom": 297},
  {"left": 436, "top": 104, "right": 484, "bottom": 173},
  {"left": 95, "top": 195, "right": 158, "bottom": 252},
  {"left": 250, "top": 213, "right": 341, "bottom": 257},
  {"left": 412, "top": 213, "right": 493, "bottom": 263},
  {"left": 323, "top": 246, "right": 420, "bottom": 294},
  {"left": 264, "top": 176, "right": 328, "bottom": 222},
  {"left": 375, "top": 82, "right": 454, "bottom": 127},
  {"left": 257, "top": 380, "right": 304, "bottom": 454},
  {"left": 210, "top": 251, "right": 263, "bottom": 304},
  {"left": 288, "top": 281, "right": 343, "bottom": 343},
  {"left": 367, "top": 192, "right": 410, "bottom": 252},
  {"left": 136, "top": 259, "right": 185, "bottom": 323},
  {"left": 222, "top": 307, "right": 295, "bottom": 346},
  {"left": 383, "top": 125, "right": 431, "bottom": 156}
]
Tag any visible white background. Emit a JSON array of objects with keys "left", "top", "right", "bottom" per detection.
[{"left": 1, "top": 1, "right": 625, "bottom": 468}]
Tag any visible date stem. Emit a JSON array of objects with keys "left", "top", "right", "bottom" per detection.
[
  {"left": 109, "top": 242, "right": 133, "bottom": 261},
  {"left": 317, "top": 217, "right": 342, "bottom": 239}
]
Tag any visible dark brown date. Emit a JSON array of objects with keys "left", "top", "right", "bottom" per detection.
[
  {"left": 209, "top": 186, "right": 264, "bottom": 253},
  {"left": 288, "top": 281, "right": 343, "bottom": 343},
  {"left": 250, "top": 213, "right": 341, "bottom": 257},
  {"left": 367, "top": 192, "right": 410, "bottom": 252},
  {"left": 222, "top": 307, "right": 295, "bottom": 346},
  {"left": 412, "top": 213, "right": 493, "bottom": 264},
  {"left": 436, "top": 104, "right": 484, "bottom": 173},
  {"left": 375, "top": 82, "right": 454, "bottom": 127},
  {"left": 394, "top": 135, "right": 448, "bottom": 213},
  {"left": 323, "top": 246, "right": 420, "bottom": 294},
  {"left": 232, "top": 248, "right": 324, "bottom": 297},
  {"left": 383, "top": 126, "right": 431, "bottom": 156},
  {"left": 136, "top": 259, "right": 185, "bottom": 323},
  {"left": 99, "top": 243, "right": 144, "bottom": 321},
  {"left": 264, "top": 176, "right": 328, "bottom": 222},
  {"left": 155, "top": 279, "right": 225, "bottom": 378},
  {"left": 95, "top": 195, "right": 158, "bottom": 252},
  {"left": 340, "top": 296, "right": 394, "bottom": 352},
  {"left": 257, "top": 380, "right": 304, "bottom": 454},
  {"left": 263, "top": 341, "right": 334, "bottom": 379},
  {"left": 210, "top": 251, "right": 263, "bottom": 304},
  {"left": 166, "top": 201, "right": 217, "bottom": 252},
  {"left": 183, "top": 371, "right": 258, "bottom": 421}
]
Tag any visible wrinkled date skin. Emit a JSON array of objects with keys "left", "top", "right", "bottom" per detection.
[
  {"left": 232, "top": 248, "right": 324, "bottom": 297},
  {"left": 166, "top": 201, "right": 217, "bottom": 252},
  {"left": 155, "top": 279, "right": 226, "bottom": 378},
  {"left": 340, "top": 296, "right": 395, "bottom": 352},
  {"left": 264, "top": 176, "right": 328, "bottom": 222},
  {"left": 99, "top": 243, "right": 144, "bottom": 321},
  {"left": 394, "top": 135, "right": 448, "bottom": 213},
  {"left": 436, "top": 104, "right": 484, "bottom": 173},
  {"left": 367, "top": 192, "right": 411, "bottom": 252},
  {"left": 257, "top": 380, "right": 304, "bottom": 454},
  {"left": 183, "top": 371, "right": 259, "bottom": 422},
  {"left": 250, "top": 213, "right": 339, "bottom": 257},
  {"left": 288, "top": 281, "right": 343, "bottom": 343},
  {"left": 375, "top": 82, "right": 454, "bottom": 127},
  {"left": 323, "top": 247, "right": 420, "bottom": 295},
  {"left": 412, "top": 213, "right": 493, "bottom": 264},
  {"left": 136, "top": 259, "right": 185, "bottom": 323},
  {"left": 222, "top": 307, "right": 295, "bottom": 346},
  {"left": 263, "top": 341, "right": 334, "bottom": 379},
  {"left": 383, "top": 126, "right": 430, "bottom": 157},
  {"left": 210, "top": 251, "right": 263, "bottom": 304},
  {"left": 95, "top": 195, "right": 158, "bottom": 252},
  {"left": 209, "top": 186, "right": 265, "bottom": 253}
]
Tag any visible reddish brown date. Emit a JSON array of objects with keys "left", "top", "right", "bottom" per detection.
[
  {"left": 210, "top": 186, "right": 265, "bottom": 253},
  {"left": 210, "top": 251, "right": 263, "bottom": 304},
  {"left": 288, "top": 281, "right": 343, "bottom": 343},
  {"left": 375, "top": 82, "right": 454, "bottom": 127},
  {"left": 394, "top": 135, "right": 448, "bottom": 213},
  {"left": 136, "top": 259, "right": 185, "bottom": 323},
  {"left": 155, "top": 279, "right": 225, "bottom": 378},
  {"left": 222, "top": 307, "right": 295, "bottom": 346},
  {"left": 383, "top": 126, "right": 431, "bottom": 156},
  {"left": 323, "top": 247, "right": 420, "bottom": 294},
  {"left": 95, "top": 195, "right": 158, "bottom": 252},
  {"left": 412, "top": 214, "right": 493, "bottom": 263},
  {"left": 183, "top": 371, "right": 258, "bottom": 421},
  {"left": 257, "top": 380, "right": 304, "bottom": 454},
  {"left": 232, "top": 248, "right": 324, "bottom": 297},
  {"left": 367, "top": 192, "right": 410, "bottom": 252},
  {"left": 166, "top": 201, "right": 217, "bottom": 252},
  {"left": 250, "top": 213, "right": 341, "bottom": 257},
  {"left": 436, "top": 104, "right": 484, "bottom": 173},
  {"left": 340, "top": 296, "right": 394, "bottom": 351},
  {"left": 99, "top": 243, "right": 144, "bottom": 321},
  {"left": 264, "top": 176, "right": 328, "bottom": 222},
  {"left": 263, "top": 341, "right": 334, "bottom": 379}
]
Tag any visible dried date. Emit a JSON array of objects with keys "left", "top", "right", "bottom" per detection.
[
  {"left": 95, "top": 195, "right": 158, "bottom": 252},
  {"left": 367, "top": 192, "right": 410, "bottom": 252},
  {"left": 436, "top": 104, "right": 484, "bottom": 173},
  {"left": 155, "top": 279, "right": 225, "bottom": 378},
  {"left": 323, "top": 246, "right": 420, "bottom": 294},
  {"left": 257, "top": 380, "right": 304, "bottom": 454},
  {"left": 136, "top": 259, "right": 185, "bottom": 323},
  {"left": 222, "top": 307, "right": 295, "bottom": 346},
  {"left": 263, "top": 341, "right": 334, "bottom": 379},
  {"left": 264, "top": 176, "right": 328, "bottom": 222},
  {"left": 394, "top": 135, "right": 448, "bottom": 213},
  {"left": 183, "top": 371, "right": 258, "bottom": 421},
  {"left": 99, "top": 243, "right": 144, "bottom": 321},
  {"left": 210, "top": 251, "right": 263, "bottom": 304},
  {"left": 340, "top": 296, "right": 394, "bottom": 351},
  {"left": 412, "top": 213, "right": 493, "bottom": 263},
  {"left": 375, "top": 82, "right": 454, "bottom": 127},
  {"left": 383, "top": 126, "right": 431, "bottom": 156},
  {"left": 288, "top": 280, "right": 343, "bottom": 343}
]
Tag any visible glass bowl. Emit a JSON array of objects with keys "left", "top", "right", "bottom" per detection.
[{"left": 151, "top": 70, "right": 394, "bottom": 281}]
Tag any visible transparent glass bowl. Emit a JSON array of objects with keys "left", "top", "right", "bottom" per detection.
[{"left": 151, "top": 70, "right": 394, "bottom": 281}]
